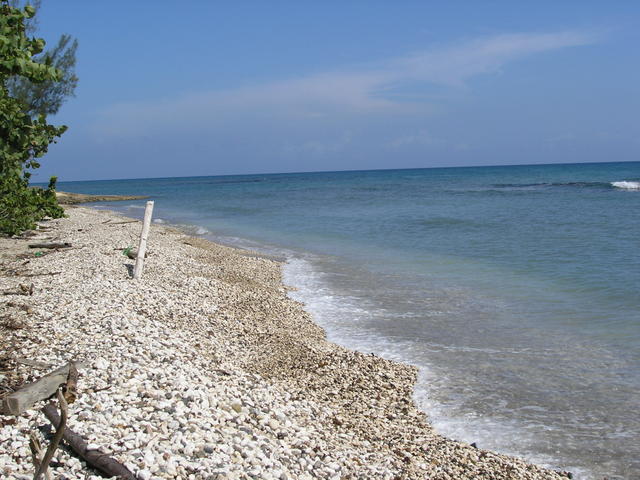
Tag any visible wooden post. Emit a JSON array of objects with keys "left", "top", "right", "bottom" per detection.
[{"left": 133, "top": 201, "right": 154, "bottom": 280}]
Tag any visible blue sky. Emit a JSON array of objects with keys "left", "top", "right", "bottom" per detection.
[{"left": 32, "top": 1, "right": 640, "bottom": 181}]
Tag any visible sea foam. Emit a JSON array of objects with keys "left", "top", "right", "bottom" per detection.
[{"left": 611, "top": 181, "right": 640, "bottom": 190}]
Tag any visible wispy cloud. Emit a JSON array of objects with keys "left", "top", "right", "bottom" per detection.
[
  {"left": 393, "top": 31, "right": 595, "bottom": 87},
  {"left": 93, "top": 31, "right": 597, "bottom": 139}
]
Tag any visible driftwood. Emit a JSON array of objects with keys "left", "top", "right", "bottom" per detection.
[
  {"left": 1, "top": 362, "right": 84, "bottom": 415},
  {"left": 62, "top": 362, "right": 78, "bottom": 404},
  {"left": 34, "top": 390, "right": 67, "bottom": 480},
  {"left": 133, "top": 201, "right": 154, "bottom": 280},
  {"left": 29, "top": 431, "right": 52, "bottom": 480},
  {"left": 28, "top": 242, "right": 72, "bottom": 249},
  {"left": 41, "top": 404, "right": 136, "bottom": 480}
]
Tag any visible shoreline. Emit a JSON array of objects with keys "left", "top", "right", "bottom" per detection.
[{"left": 0, "top": 205, "right": 572, "bottom": 479}]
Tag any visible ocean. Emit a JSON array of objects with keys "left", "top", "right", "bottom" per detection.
[{"left": 56, "top": 161, "right": 640, "bottom": 479}]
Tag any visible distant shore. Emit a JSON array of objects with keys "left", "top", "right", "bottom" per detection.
[
  {"left": 55, "top": 190, "right": 149, "bottom": 204},
  {"left": 0, "top": 205, "right": 572, "bottom": 479}
]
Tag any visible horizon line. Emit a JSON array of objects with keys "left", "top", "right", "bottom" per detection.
[{"left": 34, "top": 159, "right": 639, "bottom": 185}]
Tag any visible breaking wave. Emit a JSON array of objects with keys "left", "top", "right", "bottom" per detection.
[
  {"left": 492, "top": 182, "right": 608, "bottom": 190},
  {"left": 611, "top": 181, "right": 640, "bottom": 190},
  {"left": 490, "top": 181, "right": 640, "bottom": 192}
]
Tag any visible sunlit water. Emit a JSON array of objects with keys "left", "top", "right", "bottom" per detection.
[{"left": 57, "top": 162, "right": 640, "bottom": 479}]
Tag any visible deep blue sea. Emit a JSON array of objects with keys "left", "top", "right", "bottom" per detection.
[{"left": 57, "top": 162, "right": 640, "bottom": 479}]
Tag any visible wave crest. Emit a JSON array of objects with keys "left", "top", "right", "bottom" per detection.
[{"left": 611, "top": 181, "right": 640, "bottom": 190}]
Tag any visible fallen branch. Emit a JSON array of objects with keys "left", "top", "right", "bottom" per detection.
[
  {"left": 41, "top": 404, "right": 136, "bottom": 480},
  {"left": 34, "top": 390, "right": 67, "bottom": 480},
  {"left": 1, "top": 362, "right": 85, "bottom": 415},
  {"left": 28, "top": 242, "right": 72, "bottom": 249}
]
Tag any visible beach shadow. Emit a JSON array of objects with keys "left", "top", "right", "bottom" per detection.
[{"left": 124, "top": 263, "right": 134, "bottom": 278}]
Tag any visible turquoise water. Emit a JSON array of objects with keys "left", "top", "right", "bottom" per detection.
[{"left": 58, "top": 162, "right": 640, "bottom": 479}]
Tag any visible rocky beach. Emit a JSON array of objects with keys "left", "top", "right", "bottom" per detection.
[{"left": 0, "top": 205, "right": 573, "bottom": 480}]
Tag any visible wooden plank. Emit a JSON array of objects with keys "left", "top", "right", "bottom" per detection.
[{"left": 1, "top": 362, "right": 85, "bottom": 416}]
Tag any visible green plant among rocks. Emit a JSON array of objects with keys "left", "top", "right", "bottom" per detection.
[{"left": 0, "top": 1, "right": 68, "bottom": 236}]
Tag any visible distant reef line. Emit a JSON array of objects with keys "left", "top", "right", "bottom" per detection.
[{"left": 55, "top": 191, "right": 149, "bottom": 204}]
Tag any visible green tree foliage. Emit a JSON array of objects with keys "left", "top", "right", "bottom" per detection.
[
  {"left": 6, "top": 0, "right": 78, "bottom": 116},
  {"left": 7, "top": 34, "right": 78, "bottom": 117},
  {"left": 0, "top": 1, "right": 67, "bottom": 235}
]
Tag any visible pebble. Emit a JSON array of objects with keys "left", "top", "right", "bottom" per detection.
[{"left": 138, "top": 469, "right": 152, "bottom": 480}]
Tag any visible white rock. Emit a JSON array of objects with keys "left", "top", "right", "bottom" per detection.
[{"left": 137, "top": 469, "right": 152, "bottom": 480}]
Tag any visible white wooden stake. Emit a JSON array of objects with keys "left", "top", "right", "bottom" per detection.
[{"left": 133, "top": 201, "right": 154, "bottom": 280}]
